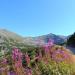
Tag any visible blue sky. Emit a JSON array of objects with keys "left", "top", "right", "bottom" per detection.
[{"left": 0, "top": 0, "right": 75, "bottom": 36}]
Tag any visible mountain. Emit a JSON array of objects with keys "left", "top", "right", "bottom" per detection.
[
  {"left": 0, "top": 29, "right": 24, "bottom": 41},
  {"left": 0, "top": 29, "right": 26, "bottom": 49},
  {"left": 0, "top": 29, "right": 67, "bottom": 47},
  {"left": 33, "top": 33, "right": 67, "bottom": 45},
  {"left": 0, "top": 29, "right": 25, "bottom": 43}
]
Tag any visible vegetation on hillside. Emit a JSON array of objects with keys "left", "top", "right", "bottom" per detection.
[{"left": 0, "top": 40, "right": 75, "bottom": 75}]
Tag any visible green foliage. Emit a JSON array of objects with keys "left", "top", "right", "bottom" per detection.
[
  {"left": 67, "top": 32, "right": 75, "bottom": 47},
  {"left": 38, "top": 61, "right": 51, "bottom": 75},
  {"left": 37, "top": 60, "right": 75, "bottom": 75},
  {"left": 28, "top": 49, "right": 36, "bottom": 59}
]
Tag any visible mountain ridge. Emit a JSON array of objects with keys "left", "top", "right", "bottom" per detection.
[
  {"left": 1, "top": 29, "right": 75, "bottom": 53},
  {"left": 0, "top": 29, "right": 67, "bottom": 46}
]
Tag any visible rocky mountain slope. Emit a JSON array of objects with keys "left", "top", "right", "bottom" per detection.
[
  {"left": 0, "top": 29, "right": 67, "bottom": 45},
  {"left": 0, "top": 29, "right": 67, "bottom": 46},
  {"left": 33, "top": 33, "right": 67, "bottom": 45}
]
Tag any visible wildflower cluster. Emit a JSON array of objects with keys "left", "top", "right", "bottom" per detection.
[{"left": 0, "top": 39, "right": 75, "bottom": 75}]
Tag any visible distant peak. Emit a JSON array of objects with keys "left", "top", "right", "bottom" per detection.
[
  {"left": 0, "top": 29, "right": 8, "bottom": 31},
  {"left": 48, "top": 33, "right": 55, "bottom": 35}
]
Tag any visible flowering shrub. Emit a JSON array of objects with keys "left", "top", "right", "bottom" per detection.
[
  {"left": 0, "top": 39, "right": 75, "bottom": 75},
  {"left": 52, "top": 49, "right": 70, "bottom": 63}
]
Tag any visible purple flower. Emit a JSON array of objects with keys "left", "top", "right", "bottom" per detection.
[
  {"left": 12, "top": 48, "right": 22, "bottom": 67},
  {"left": 8, "top": 71, "right": 16, "bottom": 75},
  {"left": 25, "top": 67, "right": 32, "bottom": 75},
  {"left": 44, "top": 39, "right": 54, "bottom": 54},
  {"left": 52, "top": 49, "right": 69, "bottom": 63},
  {"left": 48, "top": 39, "right": 54, "bottom": 46}
]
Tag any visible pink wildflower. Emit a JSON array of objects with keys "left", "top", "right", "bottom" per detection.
[
  {"left": 26, "top": 67, "right": 32, "bottom": 75},
  {"left": 12, "top": 48, "right": 23, "bottom": 67},
  {"left": 25, "top": 52, "right": 30, "bottom": 65},
  {"left": 52, "top": 49, "right": 69, "bottom": 63}
]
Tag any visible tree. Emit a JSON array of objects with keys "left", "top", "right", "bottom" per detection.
[{"left": 67, "top": 32, "right": 75, "bottom": 47}]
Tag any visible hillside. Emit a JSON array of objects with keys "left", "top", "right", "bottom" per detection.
[
  {"left": 34, "top": 33, "right": 67, "bottom": 45},
  {"left": 2, "top": 29, "right": 75, "bottom": 54},
  {"left": 0, "top": 29, "right": 24, "bottom": 42},
  {"left": 0, "top": 29, "right": 67, "bottom": 46},
  {"left": 0, "top": 29, "right": 75, "bottom": 75}
]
